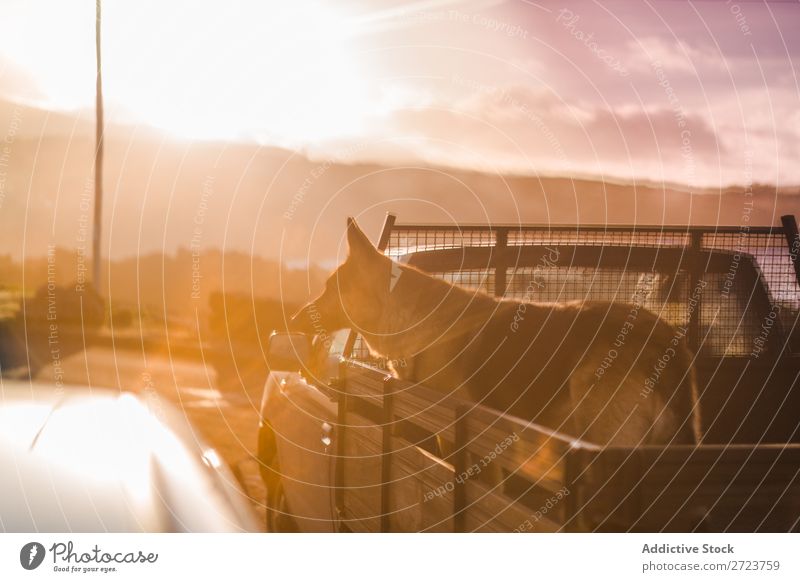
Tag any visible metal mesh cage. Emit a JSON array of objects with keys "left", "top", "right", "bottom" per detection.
[
  {"left": 436, "top": 269, "right": 495, "bottom": 295},
  {"left": 383, "top": 221, "right": 800, "bottom": 357},
  {"left": 351, "top": 334, "right": 381, "bottom": 366},
  {"left": 504, "top": 267, "right": 687, "bottom": 322},
  {"left": 508, "top": 229, "right": 691, "bottom": 248},
  {"left": 703, "top": 233, "right": 799, "bottom": 321},
  {"left": 386, "top": 229, "right": 495, "bottom": 258}
]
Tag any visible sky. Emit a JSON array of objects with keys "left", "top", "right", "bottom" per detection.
[{"left": 0, "top": 0, "right": 798, "bottom": 188}]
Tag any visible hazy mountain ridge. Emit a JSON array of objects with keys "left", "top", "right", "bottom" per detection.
[
  {"left": 2, "top": 131, "right": 798, "bottom": 270},
  {"left": 0, "top": 246, "right": 328, "bottom": 320},
  {"left": 1, "top": 104, "right": 799, "bottom": 316}
]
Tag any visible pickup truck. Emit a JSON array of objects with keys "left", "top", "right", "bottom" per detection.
[{"left": 258, "top": 214, "right": 800, "bottom": 532}]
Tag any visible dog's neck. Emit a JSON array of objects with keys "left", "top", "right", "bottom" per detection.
[{"left": 358, "top": 263, "right": 502, "bottom": 360}]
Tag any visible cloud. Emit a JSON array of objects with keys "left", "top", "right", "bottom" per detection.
[
  {"left": 380, "top": 83, "right": 730, "bottom": 186},
  {"left": 625, "top": 37, "right": 718, "bottom": 75}
]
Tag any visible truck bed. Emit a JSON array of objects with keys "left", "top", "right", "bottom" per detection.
[{"left": 335, "top": 363, "right": 800, "bottom": 532}]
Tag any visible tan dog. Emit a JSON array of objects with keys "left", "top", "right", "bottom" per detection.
[{"left": 291, "top": 218, "right": 701, "bottom": 446}]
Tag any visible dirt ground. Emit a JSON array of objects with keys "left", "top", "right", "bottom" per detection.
[{"left": 33, "top": 345, "right": 268, "bottom": 531}]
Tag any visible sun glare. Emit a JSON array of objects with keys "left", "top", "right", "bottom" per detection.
[{"left": 0, "top": 0, "right": 369, "bottom": 144}]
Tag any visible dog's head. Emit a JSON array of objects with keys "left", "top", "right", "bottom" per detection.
[{"left": 290, "top": 218, "right": 393, "bottom": 336}]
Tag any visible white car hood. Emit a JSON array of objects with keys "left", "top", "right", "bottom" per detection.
[{"left": 0, "top": 381, "right": 254, "bottom": 532}]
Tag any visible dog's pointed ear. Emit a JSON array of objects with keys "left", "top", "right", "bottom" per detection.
[{"left": 346, "top": 217, "right": 379, "bottom": 259}]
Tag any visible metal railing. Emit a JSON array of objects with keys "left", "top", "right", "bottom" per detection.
[{"left": 374, "top": 214, "right": 800, "bottom": 357}]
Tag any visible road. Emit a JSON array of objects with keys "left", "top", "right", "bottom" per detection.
[{"left": 33, "top": 345, "right": 267, "bottom": 531}]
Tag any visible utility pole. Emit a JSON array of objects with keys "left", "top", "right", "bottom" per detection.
[{"left": 92, "top": 0, "right": 104, "bottom": 290}]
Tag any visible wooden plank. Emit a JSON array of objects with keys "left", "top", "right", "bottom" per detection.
[
  {"left": 386, "top": 437, "right": 455, "bottom": 532},
  {"left": 344, "top": 421, "right": 383, "bottom": 454},
  {"left": 389, "top": 379, "right": 461, "bottom": 443},
  {"left": 344, "top": 365, "right": 386, "bottom": 406},
  {"left": 340, "top": 421, "right": 383, "bottom": 533},
  {"left": 463, "top": 480, "right": 561, "bottom": 533},
  {"left": 341, "top": 501, "right": 380, "bottom": 533}
]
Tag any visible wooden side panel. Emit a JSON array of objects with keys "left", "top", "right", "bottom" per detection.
[
  {"left": 464, "top": 406, "right": 580, "bottom": 494},
  {"left": 573, "top": 445, "right": 800, "bottom": 532},
  {"left": 638, "top": 446, "right": 800, "bottom": 532}
]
